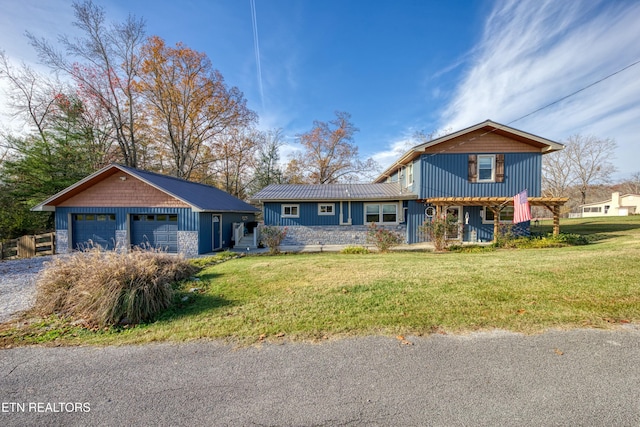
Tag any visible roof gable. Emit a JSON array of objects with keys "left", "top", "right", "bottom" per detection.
[
  {"left": 32, "top": 164, "right": 259, "bottom": 213},
  {"left": 375, "top": 120, "right": 564, "bottom": 182}
]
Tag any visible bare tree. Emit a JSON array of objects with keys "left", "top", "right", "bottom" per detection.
[
  {"left": 210, "top": 127, "right": 261, "bottom": 198},
  {"left": 542, "top": 146, "right": 573, "bottom": 197},
  {"left": 0, "top": 50, "right": 62, "bottom": 143},
  {"left": 542, "top": 134, "right": 617, "bottom": 204},
  {"left": 619, "top": 171, "right": 640, "bottom": 195},
  {"left": 566, "top": 135, "right": 617, "bottom": 205},
  {"left": 27, "top": 0, "right": 146, "bottom": 167},
  {"left": 288, "top": 111, "right": 379, "bottom": 184},
  {"left": 250, "top": 128, "right": 285, "bottom": 193}
]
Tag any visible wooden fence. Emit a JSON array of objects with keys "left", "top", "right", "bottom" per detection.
[{"left": 0, "top": 232, "right": 56, "bottom": 260}]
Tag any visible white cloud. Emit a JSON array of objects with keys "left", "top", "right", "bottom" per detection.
[
  {"left": 371, "top": 136, "right": 418, "bottom": 170},
  {"left": 439, "top": 0, "right": 640, "bottom": 176}
]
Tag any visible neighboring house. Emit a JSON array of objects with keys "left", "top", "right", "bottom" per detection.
[
  {"left": 252, "top": 120, "right": 568, "bottom": 246},
  {"left": 32, "top": 164, "right": 259, "bottom": 256},
  {"left": 579, "top": 192, "right": 640, "bottom": 217}
]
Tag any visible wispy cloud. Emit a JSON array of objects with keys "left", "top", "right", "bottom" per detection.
[{"left": 438, "top": 0, "right": 640, "bottom": 176}]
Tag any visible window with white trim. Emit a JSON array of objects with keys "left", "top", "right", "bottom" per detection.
[
  {"left": 477, "top": 155, "right": 495, "bottom": 182},
  {"left": 406, "top": 163, "right": 413, "bottom": 187},
  {"left": 482, "top": 206, "right": 514, "bottom": 224},
  {"left": 365, "top": 203, "right": 398, "bottom": 224},
  {"left": 318, "top": 203, "right": 334, "bottom": 215},
  {"left": 282, "top": 204, "right": 299, "bottom": 218}
]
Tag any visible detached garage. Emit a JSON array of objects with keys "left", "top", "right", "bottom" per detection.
[{"left": 32, "top": 164, "right": 259, "bottom": 256}]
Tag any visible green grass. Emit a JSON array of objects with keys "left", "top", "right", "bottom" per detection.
[{"left": 2, "top": 216, "right": 639, "bottom": 347}]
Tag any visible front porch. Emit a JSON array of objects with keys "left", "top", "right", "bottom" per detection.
[{"left": 424, "top": 197, "right": 569, "bottom": 243}]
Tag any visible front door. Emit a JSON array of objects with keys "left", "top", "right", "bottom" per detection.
[
  {"left": 446, "top": 206, "right": 462, "bottom": 240},
  {"left": 212, "top": 215, "right": 222, "bottom": 250}
]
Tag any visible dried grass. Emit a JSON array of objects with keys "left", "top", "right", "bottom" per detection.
[{"left": 34, "top": 247, "right": 197, "bottom": 327}]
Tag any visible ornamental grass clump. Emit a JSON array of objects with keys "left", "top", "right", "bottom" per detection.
[{"left": 34, "top": 246, "right": 197, "bottom": 328}]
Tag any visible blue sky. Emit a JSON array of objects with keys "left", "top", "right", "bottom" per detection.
[{"left": 1, "top": 0, "right": 640, "bottom": 179}]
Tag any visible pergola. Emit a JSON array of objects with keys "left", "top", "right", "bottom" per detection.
[{"left": 424, "top": 197, "right": 569, "bottom": 242}]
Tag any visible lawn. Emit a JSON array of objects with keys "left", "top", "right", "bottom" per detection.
[{"left": 2, "top": 216, "right": 639, "bottom": 347}]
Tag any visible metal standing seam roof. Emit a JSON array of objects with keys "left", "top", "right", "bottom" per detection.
[
  {"left": 250, "top": 183, "right": 418, "bottom": 202},
  {"left": 120, "top": 166, "right": 259, "bottom": 212},
  {"left": 32, "top": 164, "right": 259, "bottom": 213}
]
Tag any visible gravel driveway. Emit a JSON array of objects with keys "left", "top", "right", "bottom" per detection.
[{"left": 0, "top": 256, "right": 53, "bottom": 323}]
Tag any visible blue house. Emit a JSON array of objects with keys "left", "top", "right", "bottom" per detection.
[
  {"left": 32, "top": 164, "right": 259, "bottom": 256},
  {"left": 252, "top": 120, "right": 568, "bottom": 246}
]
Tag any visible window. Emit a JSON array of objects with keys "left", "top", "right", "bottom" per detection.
[
  {"left": 406, "top": 163, "right": 413, "bottom": 187},
  {"left": 469, "top": 154, "right": 504, "bottom": 183},
  {"left": 318, "top": 203, "right": 334, "bottom": 215},
  {"left": 383, "top": 204, "right": 397, "bottom": 222},
  {"left": 478, "top": 155, "right": 495, "bottom": 182},
  {"left": 365, "top": 203, "right": 398, "bottom": 224},
  {"left": 583, "top": 207, "right": 602, "bottom": 213},
  {"left": 365, "top": 204, "right": 380, "bottom": 223},
  {"left": 282, "top": 204, "right": 300, "bottom": 218},
  {"left": 483, "top": 206, "right": 514, "bottom": 224}
]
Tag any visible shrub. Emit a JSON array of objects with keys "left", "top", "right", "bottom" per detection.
[
  {"left": 341, "top": 245, "right": 370, "bottom": 254},
  {"left": 260, "top": 226, "right": 287, "bottom": 255},
  {"left": 34, "top": 247, "right": 198, "bottom": 327},
  {"left": 366, "top": 223, "right": 404, "bottom": 253},
  {"left": 492, "top": 232, "right": 590, "bottom": 249},
  {"left": 419, "top": 214, "right": 458, "bottom": 251}
]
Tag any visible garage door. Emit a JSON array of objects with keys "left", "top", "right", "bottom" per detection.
[
  {"left": 131, "top": 214, "right": 178, "bottom": 253},
  {"left": 72, "top": 213, "right": 117, "bottom": 250}
]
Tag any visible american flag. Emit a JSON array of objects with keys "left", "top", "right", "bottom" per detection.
[{"left": 513, "top": 190, "right": 531, "bottom": 224}]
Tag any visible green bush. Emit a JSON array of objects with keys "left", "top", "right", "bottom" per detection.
[
  {"left": 341, "top": 245, "right": 370, "bottom": 254},
  {"left": 492, "top": 232, "right": 590, "bottom": 249},
  {"left": 34, "top": 247, "right": 198, "bottom": 327},
  {"left": 419, "top": 214, "right": 458, "bottom": 251},
  {"left": 260, "top": 226, "right": 288, "bottom": 255},
  {"left": 366, "top": 223, "right": 404, "bottom": 252}
]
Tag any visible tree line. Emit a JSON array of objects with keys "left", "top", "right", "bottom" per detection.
[{"left": 0, "top": 1, "right": 376, "bottom": 240}]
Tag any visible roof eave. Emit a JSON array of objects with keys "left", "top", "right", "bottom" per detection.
[{"left": 252, "top": 195, "right": 418, "bottom": 203}]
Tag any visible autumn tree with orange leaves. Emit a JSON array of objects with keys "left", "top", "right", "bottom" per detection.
[
  {"left": 287, "top": 111, "right": 379, "bottom": 184},
  {"left": 136, "top": 36, "right": 256, "bottom": 180}
]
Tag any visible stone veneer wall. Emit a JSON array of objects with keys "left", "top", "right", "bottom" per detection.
[
  {"left": 115, "top": 230, "right": 128, "bottom": 252},
  {"left": 279, "top": 225, "right": 407, "bottom": 247},
  {"left": 55, "top": 229, "right": 69, "bottom": 254},
  {"left": 177, "top": 231, "right": 199, "bottom": 257}
]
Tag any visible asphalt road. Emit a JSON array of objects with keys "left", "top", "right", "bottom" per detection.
[{"left": 1, "top": 327, "right": 639, "bottom": 426}]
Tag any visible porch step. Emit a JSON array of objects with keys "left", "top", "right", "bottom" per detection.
[{"left": 235, "top": 233, "right": 257, "bottom": 250}]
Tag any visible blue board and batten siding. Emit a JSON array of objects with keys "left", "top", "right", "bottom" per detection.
[
  {"left": 399, "top": 153, "right": 541, "bottom": 244},
  {"left": 55, "top": 206, "right": 255, "bottom": 253},
  {"left": 420, "top": 153, "right": 541, "bottom": 198},
  {"left": 55, "top": 207, "right": 196, "bottom": 233},
  {"left": 264, "top": 202, "right": 373, "bottom": 226}
]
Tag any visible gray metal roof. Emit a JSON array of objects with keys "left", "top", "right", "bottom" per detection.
[
  {"left": 119, "top": 165, "right": 259, "bottom": 213},
  {"left": 251, "top": 183, "right": 417, "bottom": 202}
]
